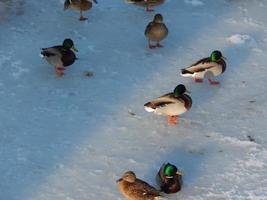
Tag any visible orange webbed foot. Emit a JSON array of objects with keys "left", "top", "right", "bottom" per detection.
[
  {"left": 167, "top": 116, "right": 178, "bottom": 125},
  {"left": 208, "top": 79, "right": 220, "bottom": 85},
  {"left": 193, "top": 78, "right": 203, "bottom": 83},
  {"left": 55, "top": 67, "right": 65, "bottom": 77}
]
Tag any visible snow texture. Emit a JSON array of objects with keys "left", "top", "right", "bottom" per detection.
[
  {"left": 184, "top": 0, "right": 204, "bottom": 6},
  {"left": 0, "top": 0, "right": 267, "bottom": 200}
]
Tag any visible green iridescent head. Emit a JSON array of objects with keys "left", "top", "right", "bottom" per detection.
[
  {"left": 164, "top": 163, "right": 178, "bottom": 177},
  {"left": 163, "top": 163, "right": 183, "bottom": 178},
  {"left": 173, "top": 84, "right": 186, "bottom": 97},
  {"left": 210, "top": 50, "right": 223, "bottom": 62},
  {"left": 62, "top": 38, "right": 78, "bottom": 52}
]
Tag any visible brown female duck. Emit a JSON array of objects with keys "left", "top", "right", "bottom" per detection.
[
  {"left": 64, "top": 0, "right": 98, "bottom": 21},
  {"left": 127, "top": 0, "right": 165, "bottom": 12},
  {"left": 117, "top": 171, "right": 163, "bottom": 200},
  {"left": 145, "top": 14, "right": 168, "bottom": 49}
]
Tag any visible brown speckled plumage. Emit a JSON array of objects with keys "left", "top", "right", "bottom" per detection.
[
  {"left": 128, "top": 0, "right": 165, "bottom": 11},
  {"left": 117, "top": 171, "right": 162, "bottom": 200},
  {"left": 145, "top": 14, "right": 168, "bottom": 48},
  {"left": 64, "top": 0, "right": 97, "bottom": 20}
]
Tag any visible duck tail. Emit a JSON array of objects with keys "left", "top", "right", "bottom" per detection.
[
  {"left": 64, "top": 0, "right": 70, "bottom": 10},
  {"left": 40, "top": 50, "right": 55, "bottom": 57},
  {"left": 180, "top": 68, "right": 194, "bottom": 77},
  {"left": 144, "top": 102, "right": 155, "bottom": 112}
]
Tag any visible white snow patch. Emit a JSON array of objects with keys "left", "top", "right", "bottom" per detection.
[{"left": 227, "top": 34, "right": 256, "bottom": 46}]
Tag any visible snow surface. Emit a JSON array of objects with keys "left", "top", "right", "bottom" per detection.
[{"left": 0, "top": 0, "right": 267, "bottom": 200}]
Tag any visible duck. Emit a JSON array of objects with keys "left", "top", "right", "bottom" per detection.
[
  {"left": 180, "top": 50, "right": 227, "bottom": 85},
  {"left": 40, "top": 38, "right": 78, "bottom": 77},
  {"left": 64, "top": 0, "right": 98, "bottom": 21},
  {"left": 145, "top": 13, "right": 168, "bottom": 49},
  {"left": 144, "top": 84, "right": 192, "bottom": 125},
  {"left": 127, "top": 0, "right": 165, "bottom": 12},
  {"left": 117, "top": 171, "right": 162, "bottom": 200},
  {"left": 156, "top": 163, "right": 183, "bottom": 194}
]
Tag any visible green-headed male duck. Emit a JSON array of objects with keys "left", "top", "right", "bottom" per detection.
[
  {"left": 156, "top": 163, "right": 183, "bottom": 194},
  {"left": 145, "top": 13, "right": 168, "bottom": 49},
  {"left": 117, "top": 171, "right": 162, "bottom": 200},
  {"left": 180, "top": 50, "right": 227, "bottom": 85},
  {"left": 64, "top": 0, "right": 98, "bottom": 21},
  {"left": 41, "top": 38, "right": 78, "bottom": 77},
  {"left": 144, "top": 84, "right": 192, "bottom": 125}
]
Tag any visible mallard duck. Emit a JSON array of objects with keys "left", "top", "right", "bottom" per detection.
[
  {"left": 64, "top": 0, "right": 98, "bottom": 21},
  {"left": 156, "top": 163, "right": 183, "bottom": 194},
  {"left": 180, "top": 50, "right": 227, "bottom": 85},
  {"left": 127, "top": 0, "right": 165, "bottom": 12},
  {"left": 117, "top": 171, "right": 162, "bottom": 200},
  {"left": 144, "top": 84, "right": 192, "bottom": 125},
  {"left": 40, "top": 38, "right": 78, "bottom": 77},
  {"left": 145, "top": 13, "right": 168, "bottom": 49}
]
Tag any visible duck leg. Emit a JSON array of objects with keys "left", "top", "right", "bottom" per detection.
[
  {"left": 167, "top": 116, "right": 178, "bottom": 125},
  {"left": 55, "top": 66, "right": 65, "bottom": 77},
  {"left": 146, "top": 4, "right": 154, "bottom": 12},
  {"left": 156, "top": 42, "right": 163, "bottom": 48},
  {"left": 193, "top": 77, "right": 203, "bottom": 83},
  {"left": 79, "top": 10, "right": 88, "bottom": 21},
  {"left": 208, "top": 79, "right": 220, "bottom": 85},
  {"left": 148, "top": 40, "right": 156, "bottom": 49}
]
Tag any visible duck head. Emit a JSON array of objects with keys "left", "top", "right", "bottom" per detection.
[
  {"left": 63, "top": 38, "right": 78, "bottom": 52},
  {"left": 164, "top": 163, "right": 183, "bottom": 178},
  {"left": 153, "top": 13, "right": 163, "bottom": 23},
  {"left": 173, "top": 84, "right": 189, "bottom": 97},
  {"left": 210, "top": 50, "right": 226, "bottom": 62},
  {"left": 117, "top": 171, "right": 136, "bottom": 183}
]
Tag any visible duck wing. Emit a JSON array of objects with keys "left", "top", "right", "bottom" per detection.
[
  {"left": 41, "top": 46, "right": 63, "bottom": 66},
  {"left": 182, "top": 57, "right": 214, "bottom": 73},
  {"left": 41, "top": 46, "right": 62, "bottom": 57},
  {"left": 145, "top": 21, "right": 155, "bottom": 35},
  {"left": 135, "top": 179, "right": 161, "bottom": 196},
  {"left": 144, "top": 93, "right": 177, "bottom": 109}
]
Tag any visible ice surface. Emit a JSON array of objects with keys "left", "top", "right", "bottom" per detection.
[{"left": 0, "top": 0, "right": 267, "bottom": 200}]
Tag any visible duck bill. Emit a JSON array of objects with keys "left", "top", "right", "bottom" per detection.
[
  {"left": 116, "top": 178, "right": 122, "bottom": 183},
  {"left": 176, "top": 171, "right": 183, "bottom": 176},
  {"left": 222, "top": 55, "right": 227, "bottom": 60},
  {"left": 71, "top": 46, "right": 78, "bottom": 52},
  {"left": 186, "top": 90, "right": 191, "bottom": 94}
]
